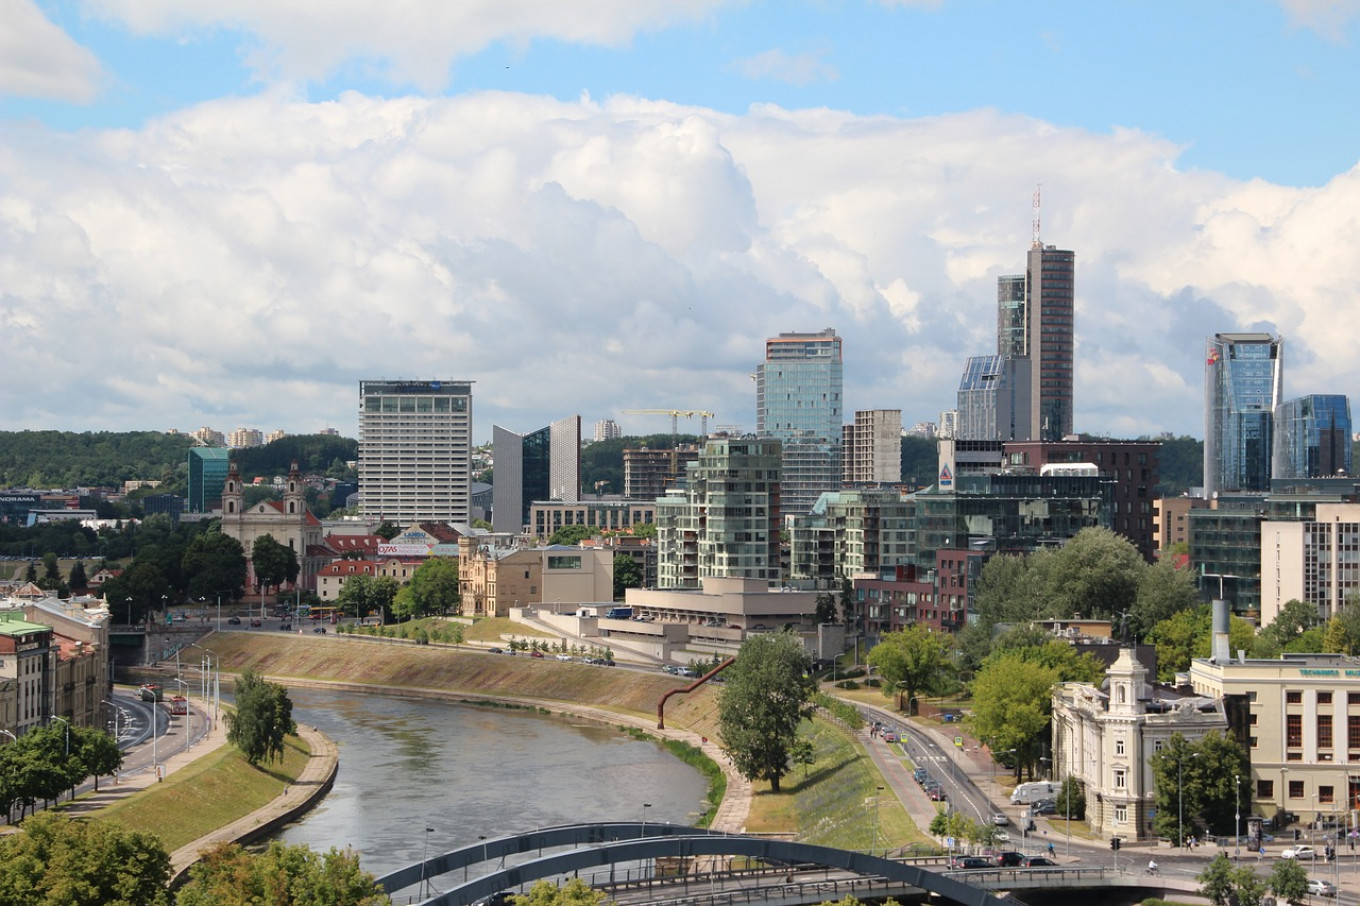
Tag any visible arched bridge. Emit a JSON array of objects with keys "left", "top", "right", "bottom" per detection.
[{"left": 375, "top": 822, "right": 1034, "bottom": 906}]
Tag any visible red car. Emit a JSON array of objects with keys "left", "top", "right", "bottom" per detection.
[{"left": 528, "top": 651, "right": 545, "bottom": 658}]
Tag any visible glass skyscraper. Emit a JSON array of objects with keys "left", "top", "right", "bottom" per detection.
[
  {"left": 491, "top": 416, "right": 581, "bottom": 535},
  {"left": 1203, "top": 333, "right": 1283, "bottom": 495},
  {"left": 187, "top": 447, "right": 231, "bottom": 513},
  {"left": 756, "top": 328, "right": 843, "bottom": 516},
  {"left": 956, "top": 354, "right": 1032, "bottom": 442},
  {"left": 1273, "top": 394, "right": 1352, "bottom": 480}
]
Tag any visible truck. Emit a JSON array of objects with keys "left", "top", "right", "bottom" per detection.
[
  {"left": 1010, "top": 781, "right": 1057, "bottom": 805},
  {"left": 605, "top": 607, "right": 633, "bottom": 620}
]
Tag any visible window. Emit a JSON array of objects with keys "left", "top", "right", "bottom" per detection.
[
  {"left": 1115, "top": 738, "right": 1126, "bottom": 756},
  {"left": 1289, "top": 780, "right": 1304, "bottom": 799},
  {"left": 1350, "top": 692, "right": 1360, "bottom": 705},
  {"left": 1114, "top": 804, "right": 1127, "bottom": 824},
  {"left": 1321, "top": 785, "right": 1335, "bottom": 804},
  {"left": 1320, "top": 714, "right": 1334, "bottom": 749},
  {"left": 1287, "top": 691, "right": 1302, "bottom": 704},
  {"left": 1114, "top": 769, "right": 1127, "bottom": 790},
  {"left": 1257, "top": 780, "right": 1274, "bottom": 799},
  {"left": 1153, "top": 739, "right": 1164, "bottom": 753},
  {"left": 1287, "top": 714, "right": 1303, "bottom": 747},
  {"left": 547, "top": 556, "right": 582, "bottom": 570},
  {"left": 1320, "top": 691, "right": 1333, "bottom": 705}
]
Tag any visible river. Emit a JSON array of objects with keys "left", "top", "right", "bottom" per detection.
[{"left": 270, "top": 687, "right": 711, "bottom": 879}]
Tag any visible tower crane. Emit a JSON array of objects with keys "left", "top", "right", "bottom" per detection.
[{"left": 620, "top": 409, "right": 717, "bottom": 472}]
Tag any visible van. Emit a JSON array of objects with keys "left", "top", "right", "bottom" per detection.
[{"left": 1010, "top": 781, "right": 1056, "bottom": 805}]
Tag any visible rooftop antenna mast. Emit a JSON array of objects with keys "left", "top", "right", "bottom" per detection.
[{"left": 1031, "top": 184, "right": 1042, "bottom": 249}]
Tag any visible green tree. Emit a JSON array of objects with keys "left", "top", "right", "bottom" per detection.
[
  {"left": 813, "top": 593, "right": 838, "bottom": 625},
  {"left": 717, "top": 631, "right": 817, "bottom": 793},
  {"left": 373, "top": 521, "right": 400, "bottom": 541},
  {"left": 1323, "top": 595, "right": 1360, "bottom": 654},
  {"left": 71, "top": 725, "right": 123, "bottom": 792},
  {"left": 866, "top": 626, "right": 954, "bottom": 714},
  {"left": 630, "top": 522, "right": 657, "bottom": 540},
  {"left": 399, "top": 557, "right": 459, "bottom": 619},
  {"left": 1149, "top": 731, "right": 1250, "bottom": 840},
  {"left": 1131, "top": 559, "right": 1201, "bottom": 637},
  {"left": 548, "top": 525, "right": 595, "bottom": 546},
  {"left": 0, "top": 811, "right": 170, "bottom": 905},
  {"left": 1148, "top": 605, "right": 1210, "bottom": 680},
  {"left": 226, "top": 669, "right": 296, "bottom": 766},
  {"left": 511, "top": 878, "right": 607, "bottom": 906},
  {"left": 336, "top": 575, "right": 400, "bottom": 620},
  {"left": 67, "top": 560, "right": 87, "bottom": 591},
  {"left": 177, "top": 840, "right": 390, "bottom": 906},
  {"left": 1197, "top": 853, "right": 1237, "bottom": 906},
  {"left": 1258, "top": 599, "right": 1322, "bottom": 654},
  {"left": 1269, "top": 856, "right": 1309, "bottom": 906},
  {"left": 250, "top": 534, "right": 299, "bottom": 595},
  {"left": 100, "top": 561, "right": 172, "bottom": 625},
  {"left": 182, "top": 530, "right": 248, "bottom": 602},
  {"left": 1056, "top": 776, "right": 1085, "bottom": 819},
  {"left": 967, "top": 653, "right": 1060, "bottom": 780},
  {"left": 1040, "top": 527, "right": 1144, "bottom": 622},
  {"left": 612, "top": 554, "right": 643, "bottom": 600}
]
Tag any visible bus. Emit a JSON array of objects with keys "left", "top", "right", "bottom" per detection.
[
  {"left": 139, "top": 684, "right": 162, "bottom": 702},
  {"left": 310, "top": 606, "right": 339, "bottom": 623},
  {"left": 169, "top": 695, "right": 188, "bottom": 716}
]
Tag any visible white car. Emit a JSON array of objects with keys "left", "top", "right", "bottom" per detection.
[
  {"left": 992, "top": 813, "right": 1010, "bottom": 826},
  {"left": 1280, "top": 845, "right": 1316, "bottom": 860},
  {"left": 1308, "top": 879, "right": 1337, "bottom": 896}
]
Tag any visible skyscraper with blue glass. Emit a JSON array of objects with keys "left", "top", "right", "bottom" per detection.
[
  {"left": 1273, "top": 394, "right": 1352, "bottom": 480},
  {"left": 756, "top": 328, "right": 843, "bottom": 516},
  {"left": 1204, "top": 332, "right": 1283, "bottom": 495}
]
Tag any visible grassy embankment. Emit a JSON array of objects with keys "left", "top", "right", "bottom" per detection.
[{"left": 92, "top": 733, "right": 311, "bottom": 853}]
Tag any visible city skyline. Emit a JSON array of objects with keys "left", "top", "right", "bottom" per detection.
[{"left": 5, "top": 3, "right": 1360, "bottom": 442}]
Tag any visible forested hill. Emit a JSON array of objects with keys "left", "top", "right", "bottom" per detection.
[
  {"left": 0, "top": 431, "right": 359, "bottom": 490},
  {"left": 0, "top": 431, "right": 196, "bottom": 488}
]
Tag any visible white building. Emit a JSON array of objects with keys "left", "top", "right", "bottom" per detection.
[
  {"left": 1260, "top": 502, "right": 1360, "bottom": 624},
  {"left": 358, "top": 380, "right": 474, "bottom": 524}
]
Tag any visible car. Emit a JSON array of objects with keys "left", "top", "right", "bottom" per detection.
[
  {"left": 949, "top": 856, "right": 991, "bottom": 870},
  {"left": 993, "top": 830, "right": 1010, "bottom": 843},
  {"left": 528, "top": 650, "right": 545, "bottom": 658},
  {"left": 913, "top": 768, "right": 929, "bottom": 783},
  {"left": 312, "top": 626, "right": 326, "bottom": 633},
  {"left": 928, "top": 788, "right": 947, "bottom": 801},
  {"left": 227, "top": 616, "right": 242, "bottom": 625},
  {"left": 881, "top": 731, "right": 897, "bottom": 743},
  {"left": 1022, "top": 856, "right": 1058, "bottom": 867},
  {"left": 279, "top": 623, "right": 292, "bottom": 631},
  {"left": 1280, "top": 845, "right": 1316, "bottom": 860},
  {"left": 555, "top": 654, "right": 573, "bottom": 661},
  {"left": 250, "top": 619, "right": 262, "bottom": 627},
  {"left": 1030, "top": 801, "right": 1058, "bottom": 816},
  {"left": 1308, "top": 879, "right": 1338, "bottom": 896},
  {"left": 995, "top": 851, "right": 1025, "bottom": 867},
  {"left": 992, "top": 813, "right": 1010, "bottom": 826},
  {"left": 488, "top": 647, "right": 504, "bottom": 654}
]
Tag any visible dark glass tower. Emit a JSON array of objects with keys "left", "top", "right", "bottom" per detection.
[
  {"left": 1204, "top": 333, "right": 1283, "bottom": 495},
  {"left": 1273, "top": 394, "right": 1352, "bottom": 480}
]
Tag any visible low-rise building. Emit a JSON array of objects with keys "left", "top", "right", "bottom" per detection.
[{"left": 458, "top": 533, "right": 613, "bottom": 617}]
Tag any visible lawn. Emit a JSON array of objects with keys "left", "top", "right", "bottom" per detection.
[{"left": 92, "top": 733, "right": 310, "bottom": 853}]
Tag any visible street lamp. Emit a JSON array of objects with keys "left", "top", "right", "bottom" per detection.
[
  {"left": 642, "top": 802, "right": 652, "bottom": 836},
  {"left": 1234, "top": 772, "right": 1241, "bottom": 867},
  {"left": 48, "top": 715, "right": 69, "bottom": 756},
  {"left": 188, "top": 643, "right": 219, "bottom": 728},
  {"left": 101, "top": 699, "right": 120, "bottom": 739},
  {"left": 421, "top": 826, "right": 433, "bottom": 899},
  {"left": 125, "top": 596, "right": 133, "bottom": 626},
  {"left": 161, "top": 594, "right": 168, "bottom": 622},
  {"left": 873, "top": 785, "right": 884, "bottom": 855},
  {"left": 0, "top": 730, "right": 14, "bottom": 743},
  {"left": 1178, "top": 750, "right": 1201, "bottom": 850}
]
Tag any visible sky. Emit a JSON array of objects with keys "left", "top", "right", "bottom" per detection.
[{"left": 3, "top": 0, "right": 1360, "bottom": 444}]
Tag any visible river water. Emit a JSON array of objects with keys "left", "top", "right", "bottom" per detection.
[{"left": 271, "top": 687, "right": 711, "bottom": 879}]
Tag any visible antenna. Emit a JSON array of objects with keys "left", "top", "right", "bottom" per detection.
[{"left": 1031, "top": 184, "right": 1042, "bottom": 249}]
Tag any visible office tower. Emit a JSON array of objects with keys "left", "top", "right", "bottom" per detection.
[
  {"left": 655, "top": 437, "right": 782, "bottom": 587},
  {"left": 491, "top": 416, "right": 581, "bottom": 535},
  {"left": 1204, "top": 333, "right": 1283, "bottom": 495},
  {"left": 358, "top": 380, "right": 474, "bottom": 523},
  {"left": 843, "top": 410, "right": 903, "bottom": 484},
  {"left": 593, "top": 419, "right": 621, "bottom": 442},
  {"left": 1006, "top": 245, "right": 1076, "bottom": 441},
  {"left": 955, "top": 355, "right": 1032, "bottom": 442},
  {"left": 1273, "top": 394, "right": 1352, "bottom": 480},
  {"left": 996, "top": 274, "right": 1027, "bottom": 359},
  {"left": 755, "top": 328, "right": 843, "bottom": 515},
  {"left": 187, "top": 447, "right": 232, "bottom": 513}
]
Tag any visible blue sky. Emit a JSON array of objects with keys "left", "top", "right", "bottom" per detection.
[{"left": 3, "top": 0, "right": 1360, "bottom": 441}]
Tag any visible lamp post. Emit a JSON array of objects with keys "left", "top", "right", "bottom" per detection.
[
  {"left": 1178, "top": 750, "right": 1201, "bottom": 850},
  {"left": 216, "top": 593, "right": 222, "bottom": 633},
  {"left": 0, "top": 730, "right": 14, "bottom": 743},
  {"left": 1235, "top": 772, "right": 1241, "bottom": 867},
  {"left": 188, "top": 643, "right": 219, "bottom": 727},
  {"left": 161, "top": 594, "right": 168, "bottom": 623},
  {"left": 421, "top": 826, "right": 433, "bottom": 899},
  {"left": 642, "top": 802, "right": 652, "bottom": 835},
  {"left": 101, "top": 699, "right": 120, "bottom": 739},
  {"left": 49, "top": 715, "right": 70, "bottom": 802},
  {"left": 125, "top": 596, "right": 133, "bottom": 626},
  {"left": 873, "top": 785, "right": 884, "bottom": 856}
]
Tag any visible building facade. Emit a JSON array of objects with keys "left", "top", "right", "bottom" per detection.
[
  {"left": 593, "top": 419, "right": 622, "bottom": 442},
  {"left": 843, "top": 409, "right": 903, "bottom": 485},
  {"left": 457, "top": 534, "right": 612, "bottom": 617},
  {"left": 491, "top": 415, "right": 581, "bottom": 535},
  {"left": 996, "top": 245, "right": 1076, "bottom": 441},
  {"left": 358, "top": 379, "right": 474, "bottom": 524},
  {"left": 187, "top": 447, "right": 231, "bottom": 513},
  {"left": 788, "top": 488, "right": 913, "bottom": 588},
  {"left": 656, "top": 438, "right": 782, "bottom": 588},
  {"left": 756, "top": 328, "right": 843, "bottom": 515},
  {"left": 956, "top": 355, "right": 1032, "bottom": 442},
  {"left": 1273, "top": 394, "right": 1352, "bottom": 481},
  {"left": 219, "top": 461, "right": 326, "bottom": 592},
  {"left": 1260, "top": 502, "right": 1360, "bottom": 624},
  {"left": 1204, "top": 333, "right": 1283, "bottom": 496},
  {"left": 623, "top": 446, "right": 701, "bottom": 500}
]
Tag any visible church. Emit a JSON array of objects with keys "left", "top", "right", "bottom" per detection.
[{"left": 219, "top": 460, "right": 327, "bottom": 594}]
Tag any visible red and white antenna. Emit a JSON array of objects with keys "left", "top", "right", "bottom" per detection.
[{"left": 1031, "top": 184, "right": 1042, "bottom": 249}]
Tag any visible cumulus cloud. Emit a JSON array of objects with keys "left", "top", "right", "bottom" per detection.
[
  {"left": 732, "top": 49, "right": 839, "bottom": 86},
  {"left": 81, "top": 0, "right": 733, "bottom": 90},
  {"left": 0, "top": 0, "right": 102, "bottom": 102},
  {"left": 3, "top": 90, "right": 1359, "bottom": 440}
]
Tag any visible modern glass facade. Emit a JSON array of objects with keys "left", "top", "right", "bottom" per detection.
[
  {"left": 358, "top": 379, "right": 473, "bottom": 523},
  {"left": 187, "top": 447, "right": 231, "bottom": 513},
  {"left": 756, "top": 328, "right": 843, "bottom": 515},
  {"left": 1273, "top": 394, "right": 1352, "bottom": 480},
  {"left": 956, "top": 355, "right": 1032, "bottom": 442},
  {"left": 1204, "top": 333, "right": 1282, "bottom": 495},
  {"left": 491, "top": 416, "right": 581, "bottom": 535},
  {"left": 1027, "top": 247, "right": 1076, "bottom": 442},
  {"left": 996, "top": 273, "right": 1027, "bottom": 359}
]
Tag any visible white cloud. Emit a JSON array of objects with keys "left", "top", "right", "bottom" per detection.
[
  {"left": 82, "top": 0, "right": 733, "bottom": 90},
  {"left": 0, "top": 0, "right": 102, "bottom": 102},
  {"left": 1279, "top": 0, "right": 1360, "bottom": 40},
  {"left": 732, "top": 49, "right": 839, "bottom": 86},
  {"left": 4, "top": 90, "right": 1360, "bottom": 441}
]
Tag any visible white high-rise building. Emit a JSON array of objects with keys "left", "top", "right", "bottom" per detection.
[
  {"left": 358, "top": 380, "right": 474, "bottom": 523},
  {"left": 593, "top": 419, "right": 622, "bottom": 442}
]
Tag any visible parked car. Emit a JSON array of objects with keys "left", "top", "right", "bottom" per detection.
[
  {"left": 995, "top": 851, "right": 1025, "bottom": 867},
  {"left": 555, "top": 654, "right": 573, "bottom": 661},
  {"left": 312, "top": 626, "right": 326, "bottom": 634},
  {"left": 1280, "top": 845, "right": 1316, "bottom": 860},
  {"left": 1022, "top": 856, "right": 1058, "bottom": 868},
  {"left": 1308, "top": 879, "right": 1338, "bottom": 896},
  {"left": 1030, "top": 800, "right": 1058, "bottom": 816},
  {"left": 279, "top": 623, "right": 292, "bottom": 631},
  {"left": 881, "top": 731, "right": 897, "bottom": 743},
  {"left": 913, "top": 768, "right": 929, "bottom": 784},
  {"left": 928, "top": 788, "right": 947, "bottom": 802}
]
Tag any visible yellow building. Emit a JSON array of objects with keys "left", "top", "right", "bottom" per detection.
[{"left": 458, "top": 533, "right": 613, "bottom": 618}]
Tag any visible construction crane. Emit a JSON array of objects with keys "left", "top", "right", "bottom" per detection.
[{"left": 621, "top": 409, "right": 716, "bottom": 472}]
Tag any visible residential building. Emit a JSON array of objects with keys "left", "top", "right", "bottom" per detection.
[
  {"left": 358, "top": 379, "right": 474, "bottom": 524},
  {"left": 491, "top": 416, "right": 581, "bottom": 535},
  {"left": 623, "top": 445, "right": 701, "bottom": 500},
  {"left": 0, "top": 612, "right": 55, "bottom": 735},
  {"left": 1053, "top": 648, "right": 1230, "bottom": 841},
  {"left": 593, "top": 419, "right": 622, "bottom": 442},
  {"left": 1154, "top": 495, "right": 1210, "bottom": 557},
  {"left": 266, "top": 429, "right": 289, "bottom": 443},
  {"left": 955, "top": 355, "right": 1032, "bottom": 442},
  {"left": 219, "top": 461, "right": 326, "bottom": 592},
  {"left": 788, "top": 488, "right": 913, "bottom": 588},
  {"left": 655, "top": 437, "right": 782, "bottom": 588},
  {"left": 190, "top": 426, "right": 225, "bottom": 447},
  {"left": 1204, "top": 333, "right": 1283, "bottom": 495},
  {"left": 852, "top": 551, "right": 986, "bottom": 638},
  {"left": 756, "top": 328, "right": 843, "bottom": 515},
  {"left": 528, "top": 499, "right": 656, "bottom": 540},
  {"left": 187, "top": 447, "right": 231, "bottom": 514},
  {"left": 227, "top": 427, "right": 265, "bottom": 448},
  {"left": 1273, "top": 394, "right": 1352, "bottom": 480},
  {"left": 936, "top": 410, "right": 957, "bottom": 439},
  {"left": 843, "top": 409, "right": 902, "bottom": 485},
  {"left": 1260, "top": 502, "right": 1360, "bottom": 623}
]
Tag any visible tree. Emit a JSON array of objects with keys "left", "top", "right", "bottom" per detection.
[
  {"left": 717, "top": 631, "right": 817, "bottom": 793},
  {"left": 813, "top": 593, "right": 838, "bottom": 625},
  {"left": 67, "top": 560, "right": 87, "bottom": 591},
  {"left": 336, "top": 575, "right": 400, "bottom": 620},
  {"left": 1148, "top": 605, "right": 1210, "bottom": 680},
  {"left": 0, "top": 811, "right": 170, "bottom": 905},
  {"left": 177, "top": 841, "right": 389, "bottom": 906},
  {"left": 1197, "top": 853, "right": 1237, "bottom": 906},
  {"left": 373, "top": 521, "right": 400, "bottom": 541},
  {"left": 1056, "top": 776, "right": 1085, "bottom": 819},
  {"left": 511, "top": 878, "right": 607, "bottom": 906},
  {"left": 1269, "top": 856, "right": 1309, "bottom": 906},
  {"left": 1040, "top": 527, "right": 1144, "bottom": 623},
  {"left": 1258, "top": 599, "right": 1322, "bottom": 654},
  {"left": 548, "top": 525, "right": 594, "bottom": 546},
  {"left": 182, "top": 530, "right": 247, "bottom": 602},
  {"left": 866, "top": 626, "right": 954, "bottom": 715},
  {"left": 1324, "top": 594, "right": 1360, "bottom": 654},
  {"left": 399, "top": 557, "right": 459, "bottom": 619},
  {"left": 226, "top": 669, "right": 296, "bottom": 766},
  {"left": 967, "top": 653, "right": 1060, "bottom": 780},
  {"left": 71, "top": 725, "right": 123, "bottom": 792},
  {"left": 612, "top": 554, "right": 643, "bottom": 600},
  {"left": 1150, "top": 731, "right": 1249, "bottom": 840},
  {"left": 251, "top": 534, "right": 299, "bottom": 595},
  {"left": 1130, "top": 559, "right": 1201, "bottom": 637}
]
